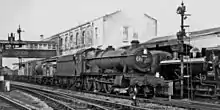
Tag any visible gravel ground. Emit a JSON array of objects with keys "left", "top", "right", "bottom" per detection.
[
  {"left": 0, "top": 98, "right": 19, "bottom": 110},
  {"left": 5, "top": 90, "right": 53, "bottom": 110},
  {"left": 138, "top": 103, "right": 186, "bottom": 110}
]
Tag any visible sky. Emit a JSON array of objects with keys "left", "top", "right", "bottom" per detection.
[{"left": 1, "top": 0, "right": 220, "bottom": 68}]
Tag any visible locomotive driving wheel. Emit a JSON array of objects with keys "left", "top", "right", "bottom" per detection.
[
  {"left": 103, "top": 84, "right": 112, "bottom": 93},
  {"left": 94, "top": 80, "right": 102, "bottom": 92},
  {"left": 103, "top": 82, "right": 112, "bottom": 93},
  {"left": 84, "top": 77, "right": 92, "bottom": 91},
  {"left": 74, "top": 78, "right": 82, "bottom": 90}
]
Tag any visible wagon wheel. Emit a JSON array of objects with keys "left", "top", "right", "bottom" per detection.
[
  {"left": 128, "top": 86, "right": 137, "bottom": 97},
  {"left": 143, "top": 86, "right": 154, "bottom": 98},
  {"left": 43, "top": 78, "right": 48, "bottom": 85},
  {"left": 143, "top": 86, "right": 150, "bottom": 98},
  {"left": 74, "top": 79, "right": 82, "bottom": 90},
  {"left": 84, "top": 77, "right": 92, "bottom": 91}
]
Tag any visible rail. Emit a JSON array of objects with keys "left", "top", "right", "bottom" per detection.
[
  {"left": 0, "top": 92, "right": 35, "bottom": 110},
  {"left": 10, "top": 81, "right": 220, "bottom": 110},
  {"left": 12, "top": 85, "right": 111, "bottom": 110},
  {"left": 11, "top": 83, "right": 148, "bottom": 110}
]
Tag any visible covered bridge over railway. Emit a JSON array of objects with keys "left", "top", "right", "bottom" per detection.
[{"left": 0, "top": 40, "right": 57, "bottom": 69}]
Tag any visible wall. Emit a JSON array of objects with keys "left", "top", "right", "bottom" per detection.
[
  {"left": 59, "top": 17, "right": 105, "bottom": 55},
  {"left": 52, "top": 10, "right": 157, "bottom": 55},
  {"left": 102, "top": 11, "right": 157, "bottom": 48},
  {"left": 59, "top": 23, "right": 94, "bottom": 55},
  {"left": 92, "top": 17, "right": 104, "bottom": 47}
]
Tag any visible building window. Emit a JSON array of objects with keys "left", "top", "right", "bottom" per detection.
[
  {"left": 60, "top": 38, "right": 63, "bottom": 49},
  {"left": 30, "top": 44, "right": 33, "bottom": 49},
  {"left": 123, "top": 26, "right": 129, "bottom": 42},
  {"left": 26, "top": 44, "right": 30, "bottom": 48},
  {"left": 133, "top": 32, "right": 138, "bottom": 39},
  {"left": 48, "top": 44, "right": 51, "bottom": 49},
  {"left": 69, "top": 31, "right": 73, "bottom": 48},
  {"left": 95, "top": 27, "right": 98, "bottom": 39},
  {"left": 82, "top": 31, "right": 85, "bottom": 45},
  {"left": 85, "top": 27, "right": 93, "bottom": 46},
  {"left": 34, "top": 44, "right": 38, "bottom": 49},
  {"left": 65, "top": 33, "right": 69, "bottom": 50},
  {"left": 39, "top": 44, "right": 42, "bottom": 49},
  {"left": 65, "top": 37, "right": 68, "bottom": 50},
  {"left": 76, "top": 32, "right": 79, "bottom": 46},
  {"left": 52, "top": 44, "right": 56, "bottom": 49}
]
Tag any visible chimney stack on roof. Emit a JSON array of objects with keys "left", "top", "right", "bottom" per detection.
[{"left": 40, "top": 35, "right": 44, "bottom": 40}]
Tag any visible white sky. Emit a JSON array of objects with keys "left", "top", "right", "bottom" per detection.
[{"left": 1, "top": 0, "right": 220, "bottom": 68}]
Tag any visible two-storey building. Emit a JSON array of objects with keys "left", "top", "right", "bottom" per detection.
[{"left": 43, "top": 10, "right": 157, "bottom": 55}]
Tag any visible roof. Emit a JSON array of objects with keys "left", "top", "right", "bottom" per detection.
[
  {"left": 190, "top": 27, "right": 220, "bottom": 37},
  {"left": 146, "top": 35, "right": 176, "bottom": 43},
  {"left": 206, "top": 46, "right": 220, "bottom": 50},
  {"left": 146, "top": 26, "right": 220, "bottom": 44},
  {"left": 144, "top": 13, "right": 157, "bottom": 22}
]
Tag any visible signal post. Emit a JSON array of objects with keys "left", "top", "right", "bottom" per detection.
[{"left": 176, "top": 2, "right": 190, "bottom": 98}]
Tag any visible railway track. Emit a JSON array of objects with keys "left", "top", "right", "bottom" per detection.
[
  {"left": 10, "top": 81, "right": 220, "bottom": 110},
  {"left": 12, "top": 85, "right": 110, "bottom": 110},
  {"left": 88, "top": 90, "right": 220, "bottom": 110},
  {"left": 11, "top": 84, "right": 149, "bottom": 110},
  {"left": 0, "top": 92, "right": 34, "bottom": 110}
]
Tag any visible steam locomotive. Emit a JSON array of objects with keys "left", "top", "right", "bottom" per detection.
[
  {"left": 11, "top": 40, "right": 173, "bottom": 97},
  {"left": 159, "top": 47, "right": 220, "bottom": 99}
]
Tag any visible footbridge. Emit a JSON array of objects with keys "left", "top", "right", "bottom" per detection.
[
  {"left": 0, "top": 39, "right": 57, "bottom": 67},
  {"left": 0, "top": 40, "right": 57, "bottom": 58},
  {"left": 0, "top": 25, "right": 57, "bottom": 68}
]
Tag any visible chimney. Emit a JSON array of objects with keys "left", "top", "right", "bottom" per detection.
[
  {"left": 130, "top": 40, "right": 140, "bottom": 48},
  {"left": 106, "top": 46, "right": 115, "bottom": 51},
  {"left": 40, "top": 35, "right": 44, "bottom": 40}
]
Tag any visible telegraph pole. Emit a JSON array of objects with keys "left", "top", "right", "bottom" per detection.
[{"left": 176, "top": 1, "right": 190, "bottom": 98}]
